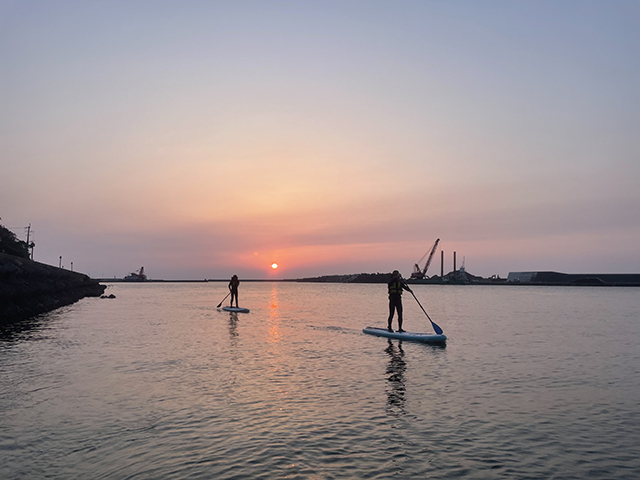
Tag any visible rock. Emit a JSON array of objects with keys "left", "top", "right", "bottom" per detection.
[{"left": 0, "top": 253, "right": 106, "bottom": 325}]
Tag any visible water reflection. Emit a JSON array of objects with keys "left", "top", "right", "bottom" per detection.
[
  {"left": 266, "top": 283, "right": 289, "bottom": 399},
  {"left": 0, "top": 319, "right": 40, "bottom": 342},
  {"left": 0, "top": 312, "right": 59, "bottom": 343},
  {"left": 385, "top": 339, "right": 407, "bottom": 416},
  {"left": 268, "top": 283, "right": 281, "bottom": 344},
  {"left": 228, "top": 312, "right": 239, "bottom": 340}
]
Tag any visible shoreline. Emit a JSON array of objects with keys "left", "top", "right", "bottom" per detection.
[
  {"left": 1, "top": 253, "right": 106, "bottom": 325},
  {"left": 95, "top": 278, "right": 640, "bottom": 287}
]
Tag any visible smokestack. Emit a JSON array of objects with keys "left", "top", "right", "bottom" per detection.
[
  {"left": 453, "top": 251, "right": 457, "bottom": 272},
  {"left": 441, "top": 250, "right": 444, "bottom": 277}
]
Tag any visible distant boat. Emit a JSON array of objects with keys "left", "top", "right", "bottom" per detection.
[{"left": 124, "top": 266, "right": 147, "bottom": 282}]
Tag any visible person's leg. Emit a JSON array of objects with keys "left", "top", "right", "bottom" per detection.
[
  {"left": 234, "top": 292, "right": 239, "bottom": 307},
  {"left": 397, "top": 300, "right": 404, "bottom": 332},
  {"left": 230, "top": 292, "right": 236, "bottom": 307},
  {"left": 387, "top": 299, "right": 395, "bottom": 331}
]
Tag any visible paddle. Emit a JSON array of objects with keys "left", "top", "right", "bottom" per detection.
[
  {"left": 216, "top": 292, "right": 231, "bottom": 308},
  {"left": 408, "top": 290, "right": 444, "bottom": 335}
]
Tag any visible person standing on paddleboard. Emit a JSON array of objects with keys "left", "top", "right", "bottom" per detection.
[
  {"left": 229, "top": 275, "right": 240, "bottom": 308},
  {"left": 388, "top": 270, "right": 412, "bottom": 332}
]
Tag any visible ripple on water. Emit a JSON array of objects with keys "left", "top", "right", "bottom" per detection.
[{"left": 2, "top": 284, "right": 640, "bottom": 479}]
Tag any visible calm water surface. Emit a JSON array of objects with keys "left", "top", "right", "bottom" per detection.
[{"left": 1, "top": 283, "right": 639, "bottom": 479}]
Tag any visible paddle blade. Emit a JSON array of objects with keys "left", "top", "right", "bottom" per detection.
[
  {"left": 410, "top": 291, "right": 444, "bottom": 335},
  {"left": 430, "top": 321, "right": 443, "bottom": 335}
]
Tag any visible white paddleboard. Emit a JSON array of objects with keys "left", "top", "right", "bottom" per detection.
[
  {"left": 222, "top": 306, "right": 250, "bottom": 313},
  {"left": 363, "top": 326, "right": 446, "bottom": 344}
]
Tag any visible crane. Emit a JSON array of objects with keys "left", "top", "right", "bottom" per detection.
[
  {"left": 124, "top": 266, "right": 147, "bottom": 282},
  {"left": 410, "top": 238, "right": 440, "bottom": 280}
]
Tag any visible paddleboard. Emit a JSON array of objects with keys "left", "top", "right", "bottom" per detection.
[
  {"left": 222, "top": 306, "right": 250, "bottom": 313},
  {"left": 363, "top": 326, "right": 446, "bottom": 344}
]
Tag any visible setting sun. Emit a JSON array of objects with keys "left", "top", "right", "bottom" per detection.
[{"left": 271, "top": 263, "right": 278, "bottom": 269}]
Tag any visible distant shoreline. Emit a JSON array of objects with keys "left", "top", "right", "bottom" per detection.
[
  {"left": 95, "top": 278, "right": 293, "bottom": 283},
  {"left": 95, "top": 270, "right": 640, "bottom": 287},
  {"left": 94, "top": 278, "right": 640, "bottom": 287}
]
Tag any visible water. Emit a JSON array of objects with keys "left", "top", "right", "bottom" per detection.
[{"left": 1, "top": 283, "right": 639, "bottom": 479}]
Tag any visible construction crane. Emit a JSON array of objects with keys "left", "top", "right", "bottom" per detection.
[
  {"left": 410, "top": 238, "right": 440, "bottom": 280},
  {"left": 124, "top": 266, "right": 147, "bottom": 282}
]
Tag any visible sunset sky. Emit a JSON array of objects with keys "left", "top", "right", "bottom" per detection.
[{"left": 2, "top": 1, "right": 639, "bottom": 279}]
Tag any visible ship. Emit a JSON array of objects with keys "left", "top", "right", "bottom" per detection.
[{"left": 124, "top": 266, "right": 147, "bottom": 282}]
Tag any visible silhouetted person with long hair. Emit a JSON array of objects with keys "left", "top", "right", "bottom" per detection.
[
  {"left": 388, "top": 270, "right": 411, "bottom": 332},
  {"left": 229, "top": 275, "right": 240, "bottom": 308}
]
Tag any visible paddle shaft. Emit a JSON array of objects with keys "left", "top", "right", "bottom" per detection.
[
  {"left": 217, "top": 292, "right": 231, "bottom": 308},
  {"left": 409, "top": 290, "right": 443, "bottom": 335}
]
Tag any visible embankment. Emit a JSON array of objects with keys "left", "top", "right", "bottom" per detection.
[{"left": 0, "top": 253, "right": 106, "bottom": 325}]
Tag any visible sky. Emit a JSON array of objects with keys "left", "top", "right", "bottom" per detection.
[{"left": 1, "top": 0, "right": 639, "bottom": 280}]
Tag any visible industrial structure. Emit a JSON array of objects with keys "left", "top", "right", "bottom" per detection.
[
  {"left": 507, "top": 271, "right": 640, "bottom": 285},
  {"left": 408, "top": 239, "right": 485, "bottom": 284},
  {"left": 410, "top": 238, "right": 440, "bottom": 279},
  {"left": 124, "top": 266, "right": 147, "bottom": 282}
]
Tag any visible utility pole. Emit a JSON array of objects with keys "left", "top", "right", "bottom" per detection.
[
  {"left": 59, "top": 256, "right": 62, "bottom": 268},
  {"left": 25, "top": 223, "right": 34, "bottom": 260}
]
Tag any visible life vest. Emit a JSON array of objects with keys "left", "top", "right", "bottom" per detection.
[{"left": 388, "top": 280, "right": 404, "bottom": 295}]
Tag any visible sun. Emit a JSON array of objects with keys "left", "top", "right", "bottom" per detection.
[{"left": 271, "top": 263, "right": 278, "bottom": 269}]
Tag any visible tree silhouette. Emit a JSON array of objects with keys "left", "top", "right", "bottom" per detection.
[{"left": 0, "top": 225, "right": 30, "bottom": 258}]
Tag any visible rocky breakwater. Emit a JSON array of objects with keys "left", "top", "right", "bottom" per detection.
[{"left": 0, "top": 253, "right": 106, "bottom": 325}]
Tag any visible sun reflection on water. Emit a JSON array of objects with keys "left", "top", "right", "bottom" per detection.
[
  {"left": 268, "top": 283, "right": 281, "bottom": 344},
  {"left": 266, "top": 283, "right": 289, "bottom": 399}
]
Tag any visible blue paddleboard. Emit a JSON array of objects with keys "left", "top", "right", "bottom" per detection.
[
  {"left": 222, "top": 306, "right": 250, "bottom": 313},
  {"left": 363, "top": 326, "right": 446, "bottom": 344}
]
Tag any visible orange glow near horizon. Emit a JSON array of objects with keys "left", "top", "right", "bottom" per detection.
[{"left": 235, "top": 242, "right": 416, "bottom": 276}]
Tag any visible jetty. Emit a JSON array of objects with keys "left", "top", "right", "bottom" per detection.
[{"left": 0, "top": 253, "right": 106, "bottom": 325}]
